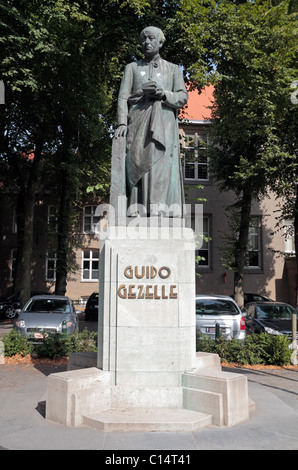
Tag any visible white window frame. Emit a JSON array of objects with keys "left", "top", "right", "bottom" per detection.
[
  {"left": 82, "top": 249, "right": 99, "bottom": 282},
  {"left": 246, "top": 217, "right": 262, "bottom": 269},
  {"left": 284, "top": 220, "right": 295, "bottom": 255},
  {"left": 83, "top": 206, "right": 100, "bottom": 234},
  {"left": 46, "top": 250, "right": 57, "bottom": 281},
  {"left": 183, "top": 133, "right": 209, "bottom": 182},
  {"left": 48, "top": 206, "right": 59, "bottom": 233},
  {"left": 196, "top": 216, "right": 210, "bottom": 268}
]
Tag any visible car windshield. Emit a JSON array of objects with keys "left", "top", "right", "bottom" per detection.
[
  {"left": 257, "top": 304, "right": 296, "bottom": 319},
  {"left": 24, "top": 299, "right": 71, "bottom": 313},
  {"left": 196, "top": 299, "right": 239, "bottom": 315}
]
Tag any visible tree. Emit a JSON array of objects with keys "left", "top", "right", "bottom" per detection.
[
  {"left": 177, "top": 0, "right": 297, "bottom": 306},
  {"left": 0, "top": 0, "right": 189, "bottom": 301},
  {"left": 0, "top": 0, "right": 65, "bottom": 304},
  {"left": 268, "top": 81, "right": 298, "bottom": 303}
]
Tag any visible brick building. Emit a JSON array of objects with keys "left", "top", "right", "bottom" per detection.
[{"left": 0, "top": 87, "right": 296, "bottom": 306}]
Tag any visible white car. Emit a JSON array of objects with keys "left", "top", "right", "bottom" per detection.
[{"left": 196, "top": 294, "right": 246, "bottom": 340}]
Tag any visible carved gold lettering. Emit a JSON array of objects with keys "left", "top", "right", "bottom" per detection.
[
  {"left": 169, "top": 285, "right": 178, "bottom": 299},
  {"left": 154, "top": 285, "right": 161, "bottom": 299},
  {"left": 118, "top": 285, "right": 127, "bottom": 298},
  {"left": 128, "top": 285, "right": 136, "bottom": 299},
  {"left": 137, "top": 285, "right": 144, "bottom": 299},
  {"left": 145, "top": 285, "right": 153, "bottom": 299},
  {"left": 159, "top": 266, "right": 171, "bottom": 279},
  {"left": 161, "top": 285, "right": 168, "bottom": 299},
  {"left": 151, "top": 266, "right": 157, "bottom": 279},
  {"left": 119, "top": 266, "right": 178, "bottom": 300},
  {"left": 124, "top": 266, "right": 133, "bottom": 279},
  {"left": 135, "top": 266, "right": 145, "bottom": 279}
]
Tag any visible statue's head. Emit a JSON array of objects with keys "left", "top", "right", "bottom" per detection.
[{"left": 139, "top": 26, "right": 165, "bottom": 57}]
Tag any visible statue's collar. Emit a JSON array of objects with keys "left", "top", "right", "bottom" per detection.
[{"left": 143, "top": 54, "right": 161, "bottom": 66}]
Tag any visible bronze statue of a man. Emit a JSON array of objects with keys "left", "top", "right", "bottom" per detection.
[{"left": 114, "top": 26, "right": 188, "bottom": 217}]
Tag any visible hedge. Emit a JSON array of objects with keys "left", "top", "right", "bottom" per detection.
[
  {"left": 1, "top": 329, "right": 293, "bottom": 365},
  {"left": 197, "top": 333, "right": 292, "bottom": 366},
  {"left": 1, "top": 328, "right": 98, "bottom": 360}
]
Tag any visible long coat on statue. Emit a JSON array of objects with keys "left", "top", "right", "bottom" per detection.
[{"left": 117, "top": 55, "right": 188, "bottom": 217}]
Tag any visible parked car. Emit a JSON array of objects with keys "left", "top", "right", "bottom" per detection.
[
  {"left": 242, "top": 301, "right": 298, "bottom": 337},
  {"left": 0, "top": 293, "right": 21, "bottom": 319},
  {"left": 14, "top": 295, "right": 80, "bottom": 341},
  {"left": 196, "top": 294, "right": 246, "bottom": 340},
  {"left": 0, "top": 291, "right": 49, "bottom": 320},
  {"left": 230, "top": 293, "right": 273, "bottom": 305},
  {"left": 85, "top": 292, "right": 99, "bottom": 321}
]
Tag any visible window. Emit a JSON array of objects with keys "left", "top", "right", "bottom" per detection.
[
  {"left": 10, "top": 249, "right": 16, "bottom": 280},
  {"left": 82, "top": 249, "right": 99, "bottom": 281},
  {"left": 247, "top": 217, "right": 261, "bottom": 268},
  {"left": 196, "top": 216, "right": 210, "bottom": 267},
  {"left": 284, "top": 220, "right": 295, "bottom": 255},
  {"left": 83, "top": 206, "right": 100, "bottom": 233},
  {"left": 48, "top": 206, "right": 58, "bottom": 233},
  {"left": 192, "top": 215, "right": 210, "bottom": 268},
  {"left": 183, "top": 133, "right": 209, "bottom": 181},
  {"left": 12, "top": 211, "right": 17, "bottom": 234},
  {"left": 46, "top": 250, "right": 57, "bottom": 281}
]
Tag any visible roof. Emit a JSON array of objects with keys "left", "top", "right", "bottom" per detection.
[{"left": 182, "top": 85, "right": 214, "bottom": 122}]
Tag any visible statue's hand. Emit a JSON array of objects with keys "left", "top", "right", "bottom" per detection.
[
  {"left": 152, "top": 87, "right": 166, "bottom": 101},
  {"left": 115, "top": 125, "right": 127, "bottom": 138},
  {"left": 142, "top": 82, "right": 165, "bottom": 101}
]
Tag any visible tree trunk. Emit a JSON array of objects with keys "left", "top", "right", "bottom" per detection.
[
  {"left": 234, "top": 189, "right": 252, "bottom": 308},
  {"left": 54, "top": 147, "right": 74, "bottom": 296},
  {"left": 14, "top": 142, "right": 43, "bottom": 307},
  {"left": 294, "top": 184, "right": 298, "bottom": 307}
]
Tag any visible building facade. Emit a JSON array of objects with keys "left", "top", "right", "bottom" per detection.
[
  {"left": 181, "top": 87, "right": 295, "bottom": 305},
  {"left": 0, "top": 87, "right": 296, "bottom": 306}
]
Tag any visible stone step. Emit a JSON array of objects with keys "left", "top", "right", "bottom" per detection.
[
  {"left": 83, "top": 407, "right": 212, "bottom": 432},
  {"left": 195, "top": 352, "right": 222, "bottom": 370}
]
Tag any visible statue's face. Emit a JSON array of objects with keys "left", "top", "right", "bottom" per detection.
[{"left": 140, "top": 28, "right": 161, "bottom": 57}]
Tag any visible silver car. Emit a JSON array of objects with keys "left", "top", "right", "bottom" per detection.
[
  {"left": 196, "top": 294, "right": 246, "bottom": 340},
  {"left": 14, "top": 295, "right": 79, "bottom": 341}
]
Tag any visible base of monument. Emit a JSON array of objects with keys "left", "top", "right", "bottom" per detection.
[
  {"left": 83, "top": 407, "right": 212, "bottom": 432},
  {"left": 44, "top": 352, "right": 254, "bottom": 431}
]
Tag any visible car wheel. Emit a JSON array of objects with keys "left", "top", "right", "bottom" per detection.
[{"left": 5, "top": 306, "right": 16, "bottom": 319}]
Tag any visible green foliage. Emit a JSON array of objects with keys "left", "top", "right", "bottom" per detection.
[
  {"left": 65, "top": 328, "right": 98, "bottom": 355},
  {"left": 34, "top": 332, "right": 70, "bottom": 359},
  {"left": 197, "top": 333, "right": 292, "bottom": 366},
  {"left": 2, "top": 330, "right": 33, "bottom": 357},
  {"left": 1, "top": 328, "right": 98, "bottom": 359},
  {"left": 34, "top": 328, "right": 98, "bottom": 359}
]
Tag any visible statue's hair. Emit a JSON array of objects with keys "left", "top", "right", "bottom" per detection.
[{"left": 140, "top": 26, "right": 166, "bottom": 45}]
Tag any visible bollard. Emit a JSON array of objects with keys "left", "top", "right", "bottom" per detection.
[
  {"left": 215, "top": 322, "right": 220, "bottom": 339},
  {"left": 62, "top": 320, "right": 67, "bottom": 337}
]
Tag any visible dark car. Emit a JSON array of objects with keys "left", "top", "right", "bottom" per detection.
[
  {"left": 0, "top": 291, "right": 50, "bottom": 320},
  {"left": 85, "top": 292, "right": 99, "bottom": 321},
  {"left": 242, "top": 301, "right": 298, "bottom": 337},
  {"left": 0, "top": 293, "right": 21, "bottom": 319},
  {"left": 231, "top": 293, "right": 273, "bottom": 305},
  {"left": 243, "top": 293, "right": 273, "bottom": 304}
]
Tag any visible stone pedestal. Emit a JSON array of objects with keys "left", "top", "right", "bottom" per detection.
[
  {"left": 45, "top": 223, "right": 253, "bottom": 431},
  {"left": 97, "top": 225, "right": 196, "bottom": 406}
]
